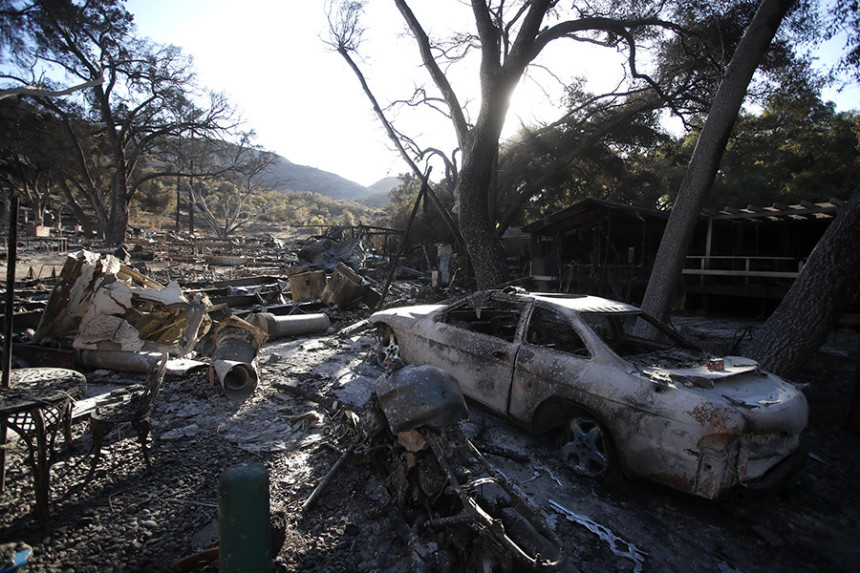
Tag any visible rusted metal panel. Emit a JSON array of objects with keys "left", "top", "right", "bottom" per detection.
[
  {"left": 321, "top": 262, "right": 365, "bottom": 309},
  {"left": 288, "top": 271, "right": 326, "bottom": 303}
]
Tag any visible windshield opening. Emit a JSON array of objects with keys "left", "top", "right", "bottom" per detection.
[{"left": 581, "top": 312, "right": 698, "bottom": 358}]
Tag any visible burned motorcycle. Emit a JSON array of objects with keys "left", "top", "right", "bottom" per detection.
[{"left": 372, "top": 361, "right": 565, "bottom": 572}]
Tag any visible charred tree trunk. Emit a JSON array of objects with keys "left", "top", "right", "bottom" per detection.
[
  {"left": 850, "top": 354, "right": 860, "bottom": 434},
  {"left": 457, "top": 142, "right": 508, "bottom": 289},
  {"left": 747, "top": 185, "right": 860, "bottom": 378},
  {"left": 640, "top": 0, "right": 796, "bottom": 322},
  {"left": 106, "top": 175, "right": 130, "bottom": 246}
]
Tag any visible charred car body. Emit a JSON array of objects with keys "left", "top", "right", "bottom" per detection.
[{"left": 369, "top": 289, "right": 808, "bottom": 499}]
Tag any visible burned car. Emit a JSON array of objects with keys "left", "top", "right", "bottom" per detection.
[{"left": 369, "top": 289, "right": 808, "bottom": 499}]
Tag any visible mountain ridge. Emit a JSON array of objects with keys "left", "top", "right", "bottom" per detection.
[{"left": 260, "top": 154, "right": 386, "bottom": 202}]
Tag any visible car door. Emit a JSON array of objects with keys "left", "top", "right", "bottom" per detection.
[
  {"left": 408, "top": 293, "right": 527, "bottom": 413},
  {"left": 509, "top": 304, "right": 596, "bottom": 423}
]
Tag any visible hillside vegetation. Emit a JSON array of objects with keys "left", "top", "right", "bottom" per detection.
[
  {"left": 133, "top": 182, "right": 382, "bottom": 232},
  {"left": 260, "top": 154, "right": 375, "bottom": 202}
]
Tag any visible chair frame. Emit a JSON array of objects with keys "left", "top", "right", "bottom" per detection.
[{"left": 85, "top": 353, "right": 168, "bottom": 482}]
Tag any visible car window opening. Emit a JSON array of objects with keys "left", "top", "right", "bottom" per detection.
[
  {"left": 581, "top": 312, "right": 696, "bottom": 358},
  {"left": 527, "top": 307, "right": 591, "bottom": 358},
  {"left": 441, "top": 299, "right": 523, "bottom": 343}
]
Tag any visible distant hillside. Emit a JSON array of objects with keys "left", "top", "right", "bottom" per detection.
[
  {"left": 359, "top": 176, "right": 402, "bottom": 208},
  {"left": 260, "top": 154, "right": 374, "bottom": 202},
  {"left": 367, "top": 176, "right": 401, "bottom": 194}
]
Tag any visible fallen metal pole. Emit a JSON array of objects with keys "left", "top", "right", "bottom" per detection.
[
  {"left": 248, "top": 312, "right": 330, "bottom": 340},
  {"left": 78, "top": 350, "right": 162, "bottom": 373},
  {"left": 301, "top": 443, "right": 356, "bottom": 512}
]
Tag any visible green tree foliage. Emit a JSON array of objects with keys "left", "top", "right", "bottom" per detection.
[
  {"left": 131, "top": 179, "right": 176, "bottom": 217},
  {"left": 0, "top": 99, "right": 68, "bottom": 223},
  {"left": 1, "top": 0, "right": 236, "bottom": 244},
  {"left": 329, "top": 0, "right": 827, "bottom": 288},
  {"left": 498, "top": 102, "right": 672, "bottom": 227},
  {"left": 383, "top": 173, "right": 457, "bottom": 246},
  {"left": 825, "top": 0, "right": 860, "bottom": 82},
  {"left": 131, "top": 179, "right": 380, "bottom": 233},
  {"left": 628, "top": 93, "right": 860, "bottom": 210},
  {"left": 715, "top": 99, "right": 860, "bottom": 207}
]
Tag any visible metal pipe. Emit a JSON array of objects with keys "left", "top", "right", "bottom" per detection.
[
  {"left": 78, "top": 350, "right": 161, "bottom": 373},
  {"left": 211, "top": 358, "right": 259, "bottom": 401},
  {"left": 3, "top": 193, "right": 19, "bottom": 388},
  {"left": 1, "top": 193, "right": 18, "bottom": 493},
  {"left": 247, "top": 312, "right": 330, "bottom": 340},
  {"left": 211, "top": 317, "right": 266, "bottom": 401}
]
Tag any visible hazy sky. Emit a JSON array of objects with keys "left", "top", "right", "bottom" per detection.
[
  {"left": 126, "top": 0, "right": 478, "bottom": 187},
  {"left": 125, "top": 0, "right": 858, "bottom": 188}
]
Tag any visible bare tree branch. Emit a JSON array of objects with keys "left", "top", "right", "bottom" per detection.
[
  {"left": 395, "top": 0, "right": 471, "bottom": 145},
  {"left": 0, "top": 75, "right": 104, "bottom": 101}
]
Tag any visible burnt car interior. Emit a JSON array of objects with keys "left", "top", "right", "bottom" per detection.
[
  {"left": 581, "top": 312, "right": 699, "bottom": 357},
  {"left": 433, "top": 292, "right": 699, "bottom": 363},
  {"left": 526, "top": 307, "right": 591, "bottom": 358},
  {"left": 440, "top": 298, "right": 524, "bottom": 343}
]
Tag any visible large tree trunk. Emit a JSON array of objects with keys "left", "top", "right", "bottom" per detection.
[
  {"left": 640, "top": 0, "right": 795, "bottom": 322},
  {"left": 850, "top": 357, "right": 860, "bottom": 434},
  {"left": 747, "top": 185, "right": 860, "bottom": 378},
  {"left": 106, "top": 176, "right": 129, "bottom": 246},
  {"left": 457, "top": 141, "right": 509, "bottom": 289}
]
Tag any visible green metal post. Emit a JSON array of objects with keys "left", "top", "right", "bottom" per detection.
[{"left": 218, "top": 463, "right": 272, "bottom": 573}]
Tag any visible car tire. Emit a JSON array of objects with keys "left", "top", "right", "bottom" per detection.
[
  {"left": 560, "top": 414, "right": 615, "bottom": 478},
  {"left": 375, "top": 326, "right": 400, "bottom": 368}
]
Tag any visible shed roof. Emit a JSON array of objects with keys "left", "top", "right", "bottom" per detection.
[
  {"left": 524, "top": 197, "right": 845, "bottom": 236},
  {"left": 523, "top": 198, "right": 672, "bottom": 236},
  {"left": 704, "top": 199, "right": 843, "bottom": 222}
]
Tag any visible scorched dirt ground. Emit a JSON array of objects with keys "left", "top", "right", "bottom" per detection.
[{"left": 1, "top": 305, "right": 859, "bottom": 572}]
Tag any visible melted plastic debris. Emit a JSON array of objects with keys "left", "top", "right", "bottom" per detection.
[{"left": 549, "top": 499, "right": 646, "bottom": 573}]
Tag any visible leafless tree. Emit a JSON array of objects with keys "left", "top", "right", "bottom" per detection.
[
  {"left": 326, "top": 0, "right": 752, "bottom": 288},
  {"left": 190, "top": 134, "right": 282, "bottom": 239}
]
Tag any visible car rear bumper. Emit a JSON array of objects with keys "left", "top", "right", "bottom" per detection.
[{"left": 740, "top": 443, "right": 807, "bottom": 491}]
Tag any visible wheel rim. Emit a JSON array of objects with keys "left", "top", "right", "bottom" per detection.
[
  {"left": 376, "top": 332, "right": 400, "bottom": 368},
  {"left": 561, "top": 417, "right": 610, "bottom": 477}
]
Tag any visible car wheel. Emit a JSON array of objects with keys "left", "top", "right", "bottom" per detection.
[
  {"left": 560, "top": 416, "right": 613, "bottom": 478},
  {"left": 376, "top": 327, "right": 400, "bottom": 368}
]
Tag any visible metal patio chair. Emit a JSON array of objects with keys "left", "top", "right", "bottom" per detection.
[{"left": 84, "top": 353, "right": 168, "bottom": 482}]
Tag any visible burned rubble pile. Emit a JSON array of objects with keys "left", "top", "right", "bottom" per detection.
[{"left": 1, "top": 228, "right": 859, "bottom": 573}]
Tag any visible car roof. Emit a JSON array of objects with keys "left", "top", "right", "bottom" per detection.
[{"left": 523, "top": 292, "right": 640, "bottom": 314}]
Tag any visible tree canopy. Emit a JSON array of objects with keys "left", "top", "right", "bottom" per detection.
[
  {"left": 328, "top": 0, "right": 835, "bottom": 288},
  {"left": 0, "top": 0, "right": 240, "bottom": 244}
]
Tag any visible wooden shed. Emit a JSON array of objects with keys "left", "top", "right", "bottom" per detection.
[{"left": 523, "top": 197, "right": 845, "bottom": 314}]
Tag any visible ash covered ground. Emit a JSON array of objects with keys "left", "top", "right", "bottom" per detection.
[
  {"left": 1, "top": 240, "right": 859, "bottom": 573},
  {"left": 1, "top": 309, "right": 858, "bottom": 573}
]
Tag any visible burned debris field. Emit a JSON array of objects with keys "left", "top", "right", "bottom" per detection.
[
  {"left": 4, "top": 1, "right": 860, "bottom": 571},
  {"left": 1, "top": 229, "right": 859, "bottom": 573}
]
